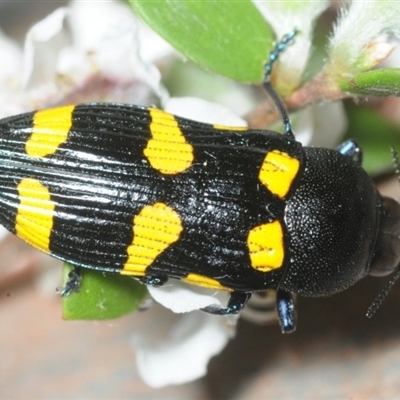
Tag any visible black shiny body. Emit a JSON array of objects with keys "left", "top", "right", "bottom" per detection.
[
  {"left": 0, "top": 103, "right": 384, "bottom": 298},
  {"left": 0, "top": 104, "right": 297, "bottom": 291}
]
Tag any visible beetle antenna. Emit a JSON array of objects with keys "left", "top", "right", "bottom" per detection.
[
  {"left": 366, "top": 269, "right": 400, "bottom": 318},
  {"left": 263, "top": 29, "right": 297, "bottom": 140},
  {"left": 366, "top": 146, "right": 400, "bottom": 318}
]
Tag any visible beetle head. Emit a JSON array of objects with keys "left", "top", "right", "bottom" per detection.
[
  {"left": 369, "top": 195, "right": 400, "bottom": 277},
  {"left": 367, "top": 148, "right": 400, "bottom": 318},
  {"left": 370, "top": 148, "right": 400, "bottom": 277}
]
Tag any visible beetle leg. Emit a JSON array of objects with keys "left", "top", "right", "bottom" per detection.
[
  {"left": 140, "top": 275, "right": 169, "bottom": 287},
  {"left": 59, "top": 266, "right": 82, "bottom": 296},
  {"left": 276, "top": 289, "right": 297, "bottom": 333},
  {"left": 337, "top": 140, "right": 363, "bottom": 165},
  {"left": 201, "top": 291, "right": 252, "bottom": 315}
]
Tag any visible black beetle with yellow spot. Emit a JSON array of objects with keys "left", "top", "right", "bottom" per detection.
[{"left": 1, "top": 31, "right": 400, "bottom": 333}]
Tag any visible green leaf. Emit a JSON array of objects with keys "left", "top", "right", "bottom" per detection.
[
  {"left": 129, "top": 0, "right": 273, "bottom": 83},
  {"left": 344, "top": 103, "right": 399, "bottom": 173},
  {"left": 340, "top": 69, "right": 400, "bottom": 97},
  {"left": 62, "top": 264, "right": 148, "bottom": 320}
]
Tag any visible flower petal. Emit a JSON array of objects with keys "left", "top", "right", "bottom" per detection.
[
  {"left": 165, "top": 97, "right": 247, "bottom": 127},
  {"left": 0, "top": 30, "right": 23, "bottom": 91},
  {"left": 148, "top": 280, "right": 230, "bottom": 313},
  {"left": 67, "top": 0, "right": 167, "bottom": 102},
  {"left": 292, "top": 102, "right": 347, "bottom": 147},
  {"left": 22, "top": 7, "right": 69, "bottom": 89},
  {"left": 17, "top": 0, "right": 167, "bottom": 109},
  {"left": 131, "top": 310, "right": 235, "bottom": 387},
  {"left": 254, "top": 0, "right": 329, "bottom": 95}
]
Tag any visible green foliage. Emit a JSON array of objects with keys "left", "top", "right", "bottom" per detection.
[
  {"left": 340, "top": 69, "right": 400, "bottom": 97},
  {"left": 344, "top": 103, "right": 399, "bottom": 173},
  {"left": 129, "top": 0, "right": 273, "bottom": 83},
  {"left": 62, "top": 264, "right": 147, "bottom": 320}
]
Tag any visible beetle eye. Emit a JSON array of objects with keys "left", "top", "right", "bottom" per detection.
[{"left": 369, "top": 197, "right": 400, "bottom": 277}]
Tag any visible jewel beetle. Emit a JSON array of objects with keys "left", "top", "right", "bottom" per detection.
[{"left": 1, "top": 30, "right": 400, "bottom": 333}]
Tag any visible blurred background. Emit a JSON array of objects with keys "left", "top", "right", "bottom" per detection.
[{"left": 1, "top": 1, "right": 400, "bottom": 399}]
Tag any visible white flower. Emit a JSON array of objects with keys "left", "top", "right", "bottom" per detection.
[
  {"left": 131, "top": 307, "right": 236, "bottom": 388},
  {"left": 292, "top": 102, "right": 347, "bottom": 148},
  {"left": 0, "top": 0, "right": 166, "bottom": 118}
]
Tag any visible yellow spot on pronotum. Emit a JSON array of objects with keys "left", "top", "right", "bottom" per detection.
[
  {"left": 121, "top": 203, "right": 183, "bottom": 275},
  {"left": 259, "top": 150, "right": 300, "bottom": 198},
  {"left": 15, "top": 178, "right": 55, "bottom": 252},
  {"left": 182, "top": 273, "right": 231, "bottom": 290},
  {"left": 144, "top": 108, "right": 194, "bottom": 174},
  {"left": 247, "top": 220, "right": 284, "bottom": 272},
  {"left": 26, "top": 105, "right": 74, "bottom": 157}
]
